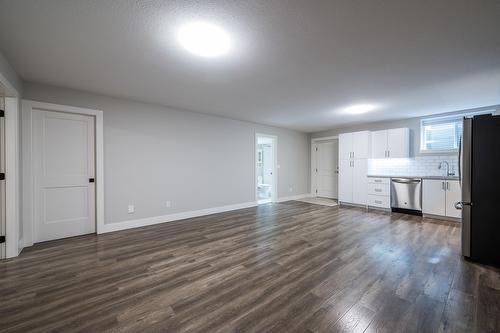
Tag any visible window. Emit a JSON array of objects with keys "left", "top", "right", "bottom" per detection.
[{"left": 420, "top": 111, "right": 494, "bottom": 152}]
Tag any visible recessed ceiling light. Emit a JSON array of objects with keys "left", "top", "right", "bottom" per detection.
[
  {"left": 343, "top": 104, "right": 378, "bottom": 114},
  {"left": 177, "top": 21, "right": 231, "bottom": 58}
]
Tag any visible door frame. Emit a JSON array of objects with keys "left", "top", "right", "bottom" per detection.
[
  {"left": 22, "top": 100, "right": 104, "bottom": 247},
  {"left": 311, "top": 136, "right": 338, "bottom": 198},
  {"left": 255, "top": 133, "right": 278, "bottom": 204},
  {"left": 0, "top": 74, "right": 20, "bottom": 258}
]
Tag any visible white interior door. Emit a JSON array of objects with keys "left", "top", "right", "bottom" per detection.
[
  {"left": 33, "top": 110, "right": 95, "bottom": 242},
  {"left": 315, "top": 141, "right": 338, "bottom": 199}
]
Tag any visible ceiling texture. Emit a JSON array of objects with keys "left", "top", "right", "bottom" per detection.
[{"left": 0, "top": 0, "right": 499, "bottom": 132}]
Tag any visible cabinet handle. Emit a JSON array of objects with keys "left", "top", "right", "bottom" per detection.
[
  {"left": 388, "top": 150, "right": 390, "bottom": 158},
  {"left": 374, "top": 179, "right": 382, "bottom": 183},
  {"left": 375, "top": 200, "right": 382, "bottom": 204},
  {"left": 442, "top": 182, "right": 445, "bottom": 190},
  {"left": 446, "top": 182, "right": 450, "bottom": 190},
  {"left": 374, "top": 188, "right": 382, "bottom": 192},
  {"left": 352, "top": 151, "right": 354, "bottom": 158}
]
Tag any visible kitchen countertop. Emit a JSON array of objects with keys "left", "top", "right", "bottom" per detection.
[{"left": 367, "top": 175, "right": 460, "bottom": 180}]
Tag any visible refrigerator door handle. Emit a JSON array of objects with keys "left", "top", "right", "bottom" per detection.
[{"left": 458, "top": 135, "right": 462, "bottom": 188}]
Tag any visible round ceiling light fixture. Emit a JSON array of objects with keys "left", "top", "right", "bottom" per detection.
[
  {"left": 176, "top": 21, "right": 232, "bottom": 58},
  {"left": 343, "top": 104, "right": 378, "bottom": 114}
]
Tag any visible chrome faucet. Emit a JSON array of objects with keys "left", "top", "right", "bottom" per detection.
[{"left": 438, "top": 161, "right": 453, "bottom": 177}]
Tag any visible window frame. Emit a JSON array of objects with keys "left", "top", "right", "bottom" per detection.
[{"left": 419, "top": 110, "right": 494, "bottom": 154}]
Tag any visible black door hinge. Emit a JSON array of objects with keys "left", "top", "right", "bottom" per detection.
[
  {"left": 0, "top": 173, "right": 4, "bottom": 181},
  {"left": 0, "top": 109, "right": 4, "bottom": 117},
  {"left": 0, "top": 236, "right": 5, "bottom": 244}
]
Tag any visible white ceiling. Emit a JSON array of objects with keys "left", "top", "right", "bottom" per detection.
[{"left": 0, "top": 0, "right": 499, "bottom": 132}]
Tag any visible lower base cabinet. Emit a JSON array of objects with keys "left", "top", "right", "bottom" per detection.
[{"left": 423, "top": 179, "right": 461, "bottom": 218}]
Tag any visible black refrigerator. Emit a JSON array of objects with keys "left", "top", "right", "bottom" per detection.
[{"left": 460, "top": 114, "right": 500, "bottom": 267}]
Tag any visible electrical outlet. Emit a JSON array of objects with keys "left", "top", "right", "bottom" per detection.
[
  {"left": 128, "top": 204, "right": 135, "bottom": 214},
  {"left": 165, "top": 201, "right": 171, "bottom": 208}
]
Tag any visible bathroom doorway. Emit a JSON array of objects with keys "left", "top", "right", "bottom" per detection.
[{"left": 256, "top": 134, "right": 277, "bottom": 204}]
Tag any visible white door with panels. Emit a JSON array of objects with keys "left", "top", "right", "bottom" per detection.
[
  {"left": 314, "top": 141, "right": 338, "bottom": 199},
  {"left": 33, "top": 110, "right": 96, "bottom": 242}
]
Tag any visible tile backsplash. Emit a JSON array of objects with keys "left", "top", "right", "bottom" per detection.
[{"left": 368, "top": 154, "right": 459, "bottom": 177}]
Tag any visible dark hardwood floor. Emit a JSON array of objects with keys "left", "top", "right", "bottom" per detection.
[{"left": 1, "top": 201, "right": 499, "bottom": 332}]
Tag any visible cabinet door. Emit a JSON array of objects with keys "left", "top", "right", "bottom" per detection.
[
  {"left": 338, "top": 159, "right": 353, "bottom": 203},
  {"left": 371, "top": 130, "right": 388, "bottom": 159},
  {"left": 339, "top": 133, "right": 353, "bottom": 160},
  {"left": 352, "top": 159, "right": 368, "bottom": 205},
  {"left": 387, "top": 128, "right": 410, "bottom": 158},
  {"left": 423, "top": 179, "right": 446, "bottom": 216},
  {"left": 352, "top": 131, "right": 370, "bottom": 159},
  {"left": 445, "top": 180, "right": 461, "bottom": 218}
]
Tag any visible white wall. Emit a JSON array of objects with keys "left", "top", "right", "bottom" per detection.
[
  {"left": 0, "top": 51, "right": 22, "bottom": 94},
  {"left": 22, "top": 82, "right": 310, "bottom": 228}
]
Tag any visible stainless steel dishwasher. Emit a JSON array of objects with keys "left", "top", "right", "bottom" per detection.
[{"left": 390, "top": 178, "right": 422, "bottom": 215}]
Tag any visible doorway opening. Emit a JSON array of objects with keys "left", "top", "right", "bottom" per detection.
[
  {"left": 312, "top": 138, "right": 339, "bottom": 201},
  {"left": 256, "top": 134, "right": 277, "bottom": 204}
]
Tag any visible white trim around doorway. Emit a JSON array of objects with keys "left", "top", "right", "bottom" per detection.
[
  {"left": 311, "top": 136, "right": 338, "bottom": 198},
  {"left": 21, "top": 100, "right": 104, "bottom": 248},
  {"left": 255, "top": 133, "right": 278, "bottom": 204}
]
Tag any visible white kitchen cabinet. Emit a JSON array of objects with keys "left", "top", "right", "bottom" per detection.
[
  {"left": 445, "top": 180, "right": 462, "bottom": 218},
  {"left": 371, "top": 130, "right": 388, "bottom": 159},
  {"left": 339, "top": 158, "right": 368, "bottom": 205},
  {"left": 339, "top": 133, "right": 353, "bottom": 160},
  {"left": 423, "top": 180, "right": 446, "bottom": 216},
  {"left": 387, "top": 128, "right": 410, "bottom": 158},
  {"left": 338, "top": 159, "right": 353, "bottom": 202},
  {"left": 338, "top": 131, "right": 370, "bottom": 205},
  {"left": 423, "top": 179, "right": 461, "bottom": 218},
  {"left": 352, "top": 159, "right": 368, "bottom": 205},
  {"left": 370, "top": 128, "right": 409, "bottom": 158},
  {"left": 339, "top": 131, "right": 370, "bottom": 160},
  {"left": 352, "top": 131, "right": 370, "bottom": 159}
]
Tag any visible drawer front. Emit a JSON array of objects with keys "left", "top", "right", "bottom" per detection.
[
  {"left": 368, "top": 183, "right": 390, "bottom": 196},
  {"left": 367, "top": 177, "right": 390, "bottom": 185},
  {"left": 368, "top": 195, "right": 391, "bottom": 208}
]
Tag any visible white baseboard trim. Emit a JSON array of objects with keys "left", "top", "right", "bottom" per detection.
[
  {"left": 101, "top": 194, "right": 312, "bottom": 234},
  {"left": 276, "top": 193, "right": 312, "bottom": 203},
  {"left": 101, "top": 201, "right": 259, "bottom": 233}
]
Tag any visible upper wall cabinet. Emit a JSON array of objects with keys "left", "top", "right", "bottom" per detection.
[
  {"left": 371, "top": 128, "right": 410, "bottom": 158},
  {"left": 339, "top": 131, "right": 370, "bottom": 159}
]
